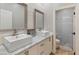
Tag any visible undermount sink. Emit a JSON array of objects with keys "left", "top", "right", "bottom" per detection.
[
  {"left": 3, "top": 34, "right": 32, "bottom": 53},
  {"left": 36, "top": 30, "right": 49, "bottom": 37}
]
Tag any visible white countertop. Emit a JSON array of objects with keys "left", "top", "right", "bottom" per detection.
[{"left": 0, "top": 32, "right": 53, "bottom": 55}]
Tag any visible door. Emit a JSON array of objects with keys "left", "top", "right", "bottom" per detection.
[
  {"left": 56, "top": 7, "right": 75, "bottom": 50},
  {"left": 75, "top": 4, "right": 79, "bottom": 54}
]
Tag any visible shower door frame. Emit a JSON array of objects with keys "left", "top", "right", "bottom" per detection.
[{"left": 54, "top": 5, "right": 75, "bottom": 53}]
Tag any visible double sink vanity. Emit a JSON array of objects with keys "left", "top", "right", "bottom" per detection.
[
  {"left": 0, "top": 31, "right": 53, "bottom": 55},
  {"left": 0, "top": 3, "right": 54, "bottom": 55}
]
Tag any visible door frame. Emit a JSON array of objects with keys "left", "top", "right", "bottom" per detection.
[{"left": 54, "top": 5, "right": 75, "bottom": 53}]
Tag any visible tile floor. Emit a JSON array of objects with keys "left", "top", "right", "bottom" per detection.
[{"left": 55, "top": 46, "right": 74, "bottom": 55}]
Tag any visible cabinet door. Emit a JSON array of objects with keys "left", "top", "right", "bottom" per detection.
[
  {"left": 45, "top": 37, "right": 52, "bottom": 54},
  {"left": 48, "top": 37, "right": 52, "bottom": 53},
  {"left": 38, "top": 40, "right": 47, "bottom": 55},
  {"left": 17, "top": 37, "right": 53, "bottom": 55},
  {"left": 29, "top": 45, "right": 39, "bottom": 55}
]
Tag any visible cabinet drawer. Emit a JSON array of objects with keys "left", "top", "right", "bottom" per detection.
[
  {"left": 17, "top": 36, "right": 53, "bottom": 55},
  {"left": 38, "top": 40, "right": 46, "bottom": 49},
  {"left": 38, "top": 40, "right": 48, "bottom": 55},
  {"left": 29, "top": 44, "right": 39, "bottom": 55}
]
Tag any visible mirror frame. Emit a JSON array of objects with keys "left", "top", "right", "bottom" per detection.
[
  {"left": 0, "top": 3, "right": 27, "bottom": 31},
  {"left": 34, "top": 9, "right": 44, "bottom": 30},
  {"left": 13, "top": 3, "right": 27, "bottom": 30}
]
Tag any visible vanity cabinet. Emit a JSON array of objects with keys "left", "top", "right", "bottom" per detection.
[
  {"left": 29, "top": 39, "right": 48, "bottom": 55},
  {"left": 17, "top": 36, "right": 52, "bottom": 55},
  {"left": 29, "top": 44, "right": 39, "bottom": 55},
  {"left": 45, "top": 37, "right": 52, "bottom": 54}
]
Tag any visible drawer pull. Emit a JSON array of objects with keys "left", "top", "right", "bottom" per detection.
[{"left": 24, "top": 51, "right": 29, "bottom": 55}]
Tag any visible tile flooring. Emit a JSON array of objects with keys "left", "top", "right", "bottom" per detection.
[{"left": 55, "top": 46, "right": 74, "bottom": 55}]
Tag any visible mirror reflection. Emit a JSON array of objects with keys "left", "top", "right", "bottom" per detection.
[
  {"left": 0, "top": 3, "right": 27, "bottom": 30},
  {"left": 34, "top": 9, "right": 44, "bottom": 31}
]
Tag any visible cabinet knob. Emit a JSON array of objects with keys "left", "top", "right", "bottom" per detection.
[{"left": 24, "top": 51, "right": 29, "bottom": 55}]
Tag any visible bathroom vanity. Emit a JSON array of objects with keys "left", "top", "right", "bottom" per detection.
[
  {"left": 0, "top": 3, "right": 54, "bottom": 55},
  {"left": 17, "top": 33, "right": 53, "bottom": 55},
  {"left": 0, "top": 32, "right": 53, "bottom": 55}
]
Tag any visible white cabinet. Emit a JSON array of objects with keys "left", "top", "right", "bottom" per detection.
[
  {"left": 29, "top": 44, "right": 39, "bottom": 55},
  {"left": 46, "top": 37, "right": 52, "bottom": 54},
  {"left": 38, "top": 40, "right": 47, "bottom": 55},
  {"left": 28, "top": 40, "right": 46, "bottom": 55},
  {"left": 17, "top": 36, "right": 53, "bottom": 55},
  {"left": 29, "top": 36, "right": 52, "bottom": 55}
]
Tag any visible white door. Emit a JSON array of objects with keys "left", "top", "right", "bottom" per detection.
[
  {"left": 56, "top": 7, "right": 75, "bottom": 50},
  {"left": 74, "top": 4, "right": 79, "bottom": 54}
]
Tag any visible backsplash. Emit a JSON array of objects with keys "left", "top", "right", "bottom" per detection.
[
  {"left": 16, "top": 30, "right": 27, "bottom": 35},
  {"left": 0, "top": 31, "right": 14, "bottom": 37}
]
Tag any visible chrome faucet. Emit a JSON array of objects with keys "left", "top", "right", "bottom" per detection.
[{"left": 12, "top": 29, "right": 19, "bottom": 38}]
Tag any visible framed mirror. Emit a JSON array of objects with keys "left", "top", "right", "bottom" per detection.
[
  {"left": 0, "top": 3, "right": 13, "bottom": 31},
  {"left": 34, "top": 9, "right": 44, "bottom": 31},
  {"left": 12, "top": 3, "right": 27, "bottom": 30},
  {"left": 0, "top": 3, "right": 27, "bottom": 31}
]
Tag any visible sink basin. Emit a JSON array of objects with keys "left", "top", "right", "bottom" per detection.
[
  {"left": 41, "top": 30, "right": 49, "bottom": 35},
  {"left": 36, "top": 30, "right": 49, "bottom": 37},
  {"left": 3, "top": 34, "right": 32, "bottom": 53}
]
